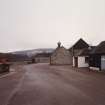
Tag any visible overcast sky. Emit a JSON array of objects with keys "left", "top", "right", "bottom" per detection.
[{"left": 0, "top": 0, "right": 105, "bottom": 52}]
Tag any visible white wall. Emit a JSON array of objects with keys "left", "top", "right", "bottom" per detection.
[
  {"left": 73, "top": 57, "right": 75, "bottom": 67},
  {"left": 101, "top": 56, "right": 105, "bottom": 70},
  {"left": 78, "top": 56, "right": 89, "bottom": 68},
  {"left": 89, "top": 67, "right": 100, "bottom": 71}
]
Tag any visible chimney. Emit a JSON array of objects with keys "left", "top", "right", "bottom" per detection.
[{"left": 57, "top": 42, "right": 61, "bottom": 48}]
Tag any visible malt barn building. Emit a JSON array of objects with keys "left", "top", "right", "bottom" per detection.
[
  {"left": 50, "top": 42, "right": 72, "bottom": 65},
  {"left": 69, "top": 38, "right": 90, "bottom": 68},
  {"left": 89, "top": 41, "right": 105, "bottom": 71},
  {"left": 34, "top": 52, "right": 52, "bottom": 63}
]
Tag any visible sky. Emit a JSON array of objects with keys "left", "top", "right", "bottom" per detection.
[{"left": 0, "top": 0, "right": 105, "bottom": 52}]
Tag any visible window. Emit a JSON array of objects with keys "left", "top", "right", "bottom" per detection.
[{"left": 85, "top": 57, "right": 89, "bottom": 63}]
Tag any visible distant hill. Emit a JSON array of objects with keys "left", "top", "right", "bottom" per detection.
[
  {"left": 11, "top": 48, "right": 54, "bottom": 57},
  {"left": 0, "top": 48, "right": 54, "bottom": 62}
]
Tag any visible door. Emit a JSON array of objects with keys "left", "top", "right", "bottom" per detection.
[{"left": 75, "top": 57, "right": 78, "bottom": 67}]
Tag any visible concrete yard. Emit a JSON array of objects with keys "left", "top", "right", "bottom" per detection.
[{"left": 0, "top": 63, "right": 105, "bottom": 105}]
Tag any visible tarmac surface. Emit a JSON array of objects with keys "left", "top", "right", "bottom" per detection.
[{"left": 0, "top": 63, "right": 105, "bottom": 105}]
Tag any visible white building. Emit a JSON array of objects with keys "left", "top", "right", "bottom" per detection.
[
  {"left": 72, "top": 49, "right": 89, "bottom": 68},
  {"left": 69, "top": 38, "right": 90, "bottom": 68}
]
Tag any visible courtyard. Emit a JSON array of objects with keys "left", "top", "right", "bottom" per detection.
[{"left": 0, "top": 63, "right": 105, "bottom": 105}]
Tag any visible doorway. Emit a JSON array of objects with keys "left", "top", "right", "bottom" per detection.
[{"left": 75, "top": 57, "right": 78, "bottom": 67}]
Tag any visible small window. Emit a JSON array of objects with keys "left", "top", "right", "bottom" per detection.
[{"left": 85, "top": 57, "right": 89, "bottom": 63}]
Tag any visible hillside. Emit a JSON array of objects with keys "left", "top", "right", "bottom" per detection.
[{"left": 11, "top": 48, "right": 54, "bottom": 57}]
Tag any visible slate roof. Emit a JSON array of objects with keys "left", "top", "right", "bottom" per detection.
[
  {"left": 90, "top": 41, "right": 105, "bottom": 54},
  {"left": 73, "top": 46, "right": 96, "bottom": 56},
  {"left": 51, "top": 46, "right": 68, "bottom": 56},
  {"left": 69, "top": 38, "right": 89, "bottom": 50}
]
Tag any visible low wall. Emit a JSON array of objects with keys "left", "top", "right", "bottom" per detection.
[{"left": 89, "top": 67, "right": 100, "bottom": 71}]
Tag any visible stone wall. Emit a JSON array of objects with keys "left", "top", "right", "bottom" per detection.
[
  {"left": 35, "top": 57, "right": 50, "bottom": 63},
  {"left": 50, "top": 47, "right": 72, "bottom": 65}
]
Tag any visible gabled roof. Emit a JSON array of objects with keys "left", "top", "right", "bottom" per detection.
[
  {"left": 79, "top": 46, "right": 96, "bottom": 56},
  {"left": 52, "top": 46, "right": 67, "bottom": 54},
  {"left": 91, "top": 41, "right": 105, "bottom": 54},
  {"left": 51, "top": 45, "right": 70, "bottom": 57},
  {"left": 69, "top": 38, "right": 89, "bottom": 50},
  {"left": 72, "top": 46, "right": 95, "bottom": 56}
]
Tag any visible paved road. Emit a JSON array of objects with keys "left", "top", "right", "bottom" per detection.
[{"left": 0, "top": 63, "right": 105, "bottom": 105}]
